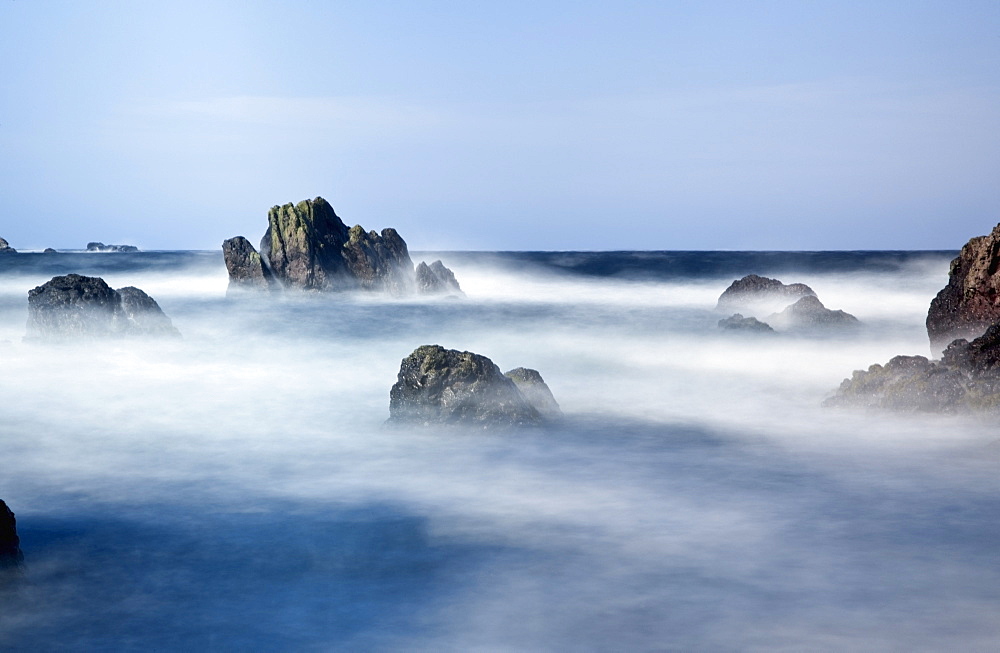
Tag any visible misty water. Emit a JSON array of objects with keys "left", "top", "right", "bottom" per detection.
[{"left": 1, "top": 249, "right": 999, "bottom": 651}]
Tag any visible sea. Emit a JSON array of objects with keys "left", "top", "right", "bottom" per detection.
[{"left": 1, "top": 249, "right": 999, "bottom": 651}]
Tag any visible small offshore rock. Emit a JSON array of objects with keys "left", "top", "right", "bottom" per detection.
[
  {"left": 388, "top": 345, "right": 543, "bottom": 428},
  {"left": 716, "top": 274, "right": 815, "bottom": 315},
  {"left": 927, "top": 223, "right": 1000, "bottom": 355},
  {"left": 222, "top": 236, "right": 275, "bottom": 294},
  {"left": 0, "top": 237, "right": 16, "bottom": 254},
  {"left": 117, "top": 286, "right": 181, "bottom": 337},
  {"left": 416, "top": 260, "right": 464, "bottom": 296},
  {"left": 0, "top": 500, "right": 23, "bottom": 568},
  {"left": 766, "top": 295, "right": 859, "bottom": 330},
  {"left": 43, "top": 248, "right": 57, "bottom": 254},
  {"left": 717, "top": 313, "right": 775, "bottom": 333},
  {"left": 87, "top": 242, "right": 139, "bottom": 252},
  {"left": 504, "top": 367, "right": 561, "bottom": 419}
]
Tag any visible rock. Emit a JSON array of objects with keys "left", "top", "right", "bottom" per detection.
[
  {"left": 86, "top": 242, "right": 139, "bottom": 252},
  {"left": 0, "top": 237, "right": 16, "bottom": 254},
  {"left": 222, "top": 236, "right": 274, "bottom": 294},
  {"left": 504, "top": 367, "right": 561, "bottom": 419},
  {"left": 717, "top": 313, "right": 775, "bottom": 333},
  {"left": 341, "top": 225, "right": 415, "bottom": 294},
  {"left": 766, "top": 295, "right": 859, "bottom": 330},
  {"left": 0, "top": 500, "right": 22, "bottom": 568},
  {"left": 416, "top": 260, "right": 464, "bottom": 296},
  {"left": 25, "top": 274, "right": 179, "bottom": 341},
  {"left": 716, "top": 274, "right": 815, "bottom": 315},
  {"left": 826, "top": 324, "right": 1000, "bottom": 412},
  {"left": 43, "top": 248, "right": 57, "bottom": 254},
  {"left": 388, "top": 345, "right": 544, "bottom": 428},
  {"left": 927, "top": 223, "right": 1000, "bottom": 355}
]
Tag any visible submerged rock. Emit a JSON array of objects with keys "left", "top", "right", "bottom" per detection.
[
  {"left": 388, "top": 345, "right": 545, "bottom": 428},
  {"left": 222, "top": 236, "right": 274, "bottom": 294},
  {"left": 717, "top": 313, "right": 775, "bottom": 333},
  {"left": 0, "top": 500, "right": 23, "bottom": 568},
  {"left": 87, "top": 242, "right": 139, "bottom": 253},
  {"left": 766, "top": 295, "right": 859, "bottom": 330},
  {"left": 26, "top": 274, "right": 179, "bottom": 341},
  {"left": 504, "top": 367, "right": 562, "bottom": 419},
  {"left": 716, "top": 274, "right": 815, "bottom": 315},
  {"left": 0, "top": 237, "right": 16, "bottom": 254},
  {"left": 827, "top": 324, "right": 1000, "bottom": 412},
  {"left": 416, "top": 260, "right": 463, "bottom": 296},
  {"left": 927, "top": 223, "right": 1000, "bottom": 355}
]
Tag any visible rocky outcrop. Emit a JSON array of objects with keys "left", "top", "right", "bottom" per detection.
[
  {"left": 340, "top": 225, "right": 414, "bottom": 294},
  {"left": 0, "top": 238, "right": 16, "bottom": 254},
  {"left": 0, "top": 500, "right": 23, "bottom": 568},
  {"left": 766, "top": 295, "right": 859, "bottom": 330},
  {"left": 927, "top": 223, "right": 1000, "bottom": 355},
  {"left": 87, "top": 242, "right": 139, "bottom": 252},
  {"left": 387, "top": 345, "right": 548, "bottom": 428},
  {"left": 504, "top": 367, "right": 562, "bottom": 419},
  {"left": 416, "top": 260, "right": 463, "bottom": 296},
  {"left": 26, "top": 274, "right": 179, "bottom": 341},
  {"left": 826, "top": 324, "right": 1000, "bottom": 412},
  {"left": 718, "top": 313, "right": 774, "bottom": 333},
  {"left": 43, "top": 248, "right": 57, "bottom": 254},
  {"left": 222, "top": 236, "right": 274, "bottom": 294},
  {"left": 716, "top": 274, "right": 815, "bottom": 315}
]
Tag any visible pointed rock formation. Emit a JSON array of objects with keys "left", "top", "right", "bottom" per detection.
[
  {"left": 341, "top": 225, "right": 414, "bottom": 294},
  {"left": 416, "top": 260, "right": 463, "bottom": 296},
  {"left": 927, "top": 223, "right": 1000, "bottom": 355},
  {"left": 716, "top": 274, "right": 815, "bottom": 316},
  {"left": 222, "top": 236, "right": 274, "bottom": 294},
  {"left": 0, "top": 500, "right": 23, "bottom": 568},
  {"left": 0, "top": 237, "right": 16, "bottom": 254}
]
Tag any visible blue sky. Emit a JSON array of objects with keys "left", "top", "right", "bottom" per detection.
[{"left": 2, "top": 1, "right": 999, "bottom": 250}]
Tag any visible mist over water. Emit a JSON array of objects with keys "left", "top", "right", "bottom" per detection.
[{"left": 2, "top": 249, "right": 999, "bottom": 651}]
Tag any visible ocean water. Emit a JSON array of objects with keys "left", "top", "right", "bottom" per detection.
[{"left": 1, "top": 249, "right": 999, "bottom": 651}]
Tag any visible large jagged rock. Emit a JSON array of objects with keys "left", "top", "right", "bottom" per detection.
[
  {"left": 388, "top": 345, "right": 545, "bottom": 428},
  {"left": 341, "top": 225, "right": 414, "bottom": 294},
  {"left": 222, "top": 236, "right": 274, "bottom": 294},
  {"left": 716, "top": 274, "right": 815, "bottom": 316},
  {"left": 416, "top": 260, "right": 463, "bottom": 296},
  {"left": 0, "top": 237, "right": 16, "bottom": 254},
  {"left": 87, "top": 242, "right": 139, "bottom": 252},
  {"left": 717, "top": 313, "right": 775, "bottom": 333},
  {"left": 927, "top": 223, "right": 1000, "bottom": 355},
  {"left": 766, "top": 295, "right": 859, "bottom": 330},
  {"left": 504, "top": 367, "right": 562, "bottom": 419},
  {"left": 0, "top": 500, "right": 23, "bottom": 568},
  {"left": 26, "top": 274, "right": 179, "bottom": 341},
  {"left": 826, "top": 324, "right": 1000, "bottom": 412}
]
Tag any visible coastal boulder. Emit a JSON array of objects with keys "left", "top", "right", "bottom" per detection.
[
  {"left": 718, "top": 313, "right": 775, "bottom": 333},
  {"left": 222, "top": 236, "right": 274, "bottom": 294},
  {"left": 716, "top": 274, "right": 815, "bottom": 316},
  {"left": 388, "top": 345, "right": 544, "bottom": 428},
  {"left": 0, "top": 237, "right": 16, "bottom": 254},
  {"left": 927, "top": 223, "right": 1000, "bottom": 355},
  {"left": 766, "top": 295, "right": 859, "bottom": 330},
  {"left": 0, "top": 500, "right": 23, "bottom": 568},
  {"left": 504, "top": 367, "right": 562, "bottom": 419},
  {"left": 416, "top": 260, "right": 464, "bottom": 296},
  {"left": 26, "top": 274, "right": 179, "bottom": 341}
]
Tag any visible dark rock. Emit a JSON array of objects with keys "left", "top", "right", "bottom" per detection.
[
  {"left": 341, "top": 225, "right": 415, "bottom": 294},
  {"left": 717, "top": 313, "right": 775, "bottom": 333},
  {"left": 222, "top": 236, "right": 274, "bottom": 294},
  {"left": 87, "top": 242, "right": 139, "bottom": 252},
  {"left": 25, "top": 274, "right": 179, "bottom": 341},
  {"left": 388, "top": 345, "right": 544, "bottom": 428},
  {"left": 766, "top": 295, "right": 859, "bottom": 330},
  {"left": 0, "top": 500, "right": 22, "bottom": 568},
  {"left": 416, "top": 260, "right": 464, "bottom": 296},
  {"left": 0, "top": 237, "right": 16, "bottom": 254},
  {"left": 927, "top": 223, "right": 1000, "bottom": 355},
  {"left": 716, "top": 274, "right": 815, "bottom": 315},
  {"left": 43, "top": 248, "right": 57, "bottom": 254},
  {"left": 827, "top": 324, "right": 1000, "bottom": 412},
  {"left": 504, "top": 367, "right": 561, "bottom": 419}
]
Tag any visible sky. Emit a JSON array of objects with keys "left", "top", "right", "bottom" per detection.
[{"left": 1, "top": 0, "right": 999, "bottom": 251}]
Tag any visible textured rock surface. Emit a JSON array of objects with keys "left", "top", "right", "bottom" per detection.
[
  {"left": 766, "top": 295, "right": 859, "bottom": 330},
  {"left": 222, "top": 236, "right": 274, "bottom": 293},
  {"left": 827, "top": 324, "right": 1000, "bottom": 412},
  {"left": 388, "top": 345, "right": 543, "bottom": 427},
  {"left": 26, "top": 274, "right": 179, "bottom": 341},
  {"left": 0, "top": 237, "right": 16, "bottom": 254},
  {"left": 716, "top": 274, "right": 815, "bottom": 315},
  {"left": 416, "top": 260, "right": 463, "bottom": 296},
  {"left": 717, "top": 313, "right": 775, "bottom": 333},
  {"left": 927, "top": 223, "right": 1000, "bottom": 355},
  {"left": 0, "top": 500, "right": 23, "bottom": 568},
  {"left": 87, "top": 242, "right": 139, "bottom": 252},
  {"left": 504, "top": 367, "right": 562, "bottom": 419},
  {"left": 341, "top": 225, "right": 414, "bottom": 294}
]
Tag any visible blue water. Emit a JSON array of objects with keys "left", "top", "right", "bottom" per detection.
[{"left": 2, "top": 249, "right": 999, "bottom": 651}]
